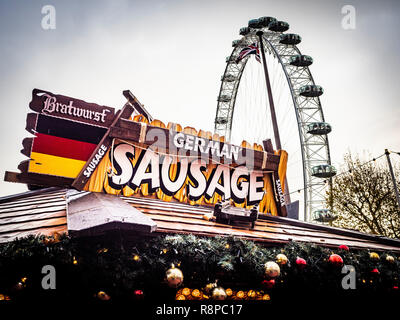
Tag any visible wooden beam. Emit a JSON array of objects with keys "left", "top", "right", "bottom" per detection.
[
  {"left": 26, "top": 113, "right": 38, "bottom": 134},
  {"left": 110, "top": 119, "right": 281, "bottom": 171},
  {"left": 17, "top": 160, "right": 30, "bottom": 173},
  {"left": 71, "top": 103, "right": 134, "bottom": 190},
  {"left": 123, "top": 90, "right": 153, "bottom": 122},
  {"left": 262, "top": 139, "right": 274, "bottom": 153},
  {"left": 21, "top": 138, "right": 33, "bottom": 157},
  {"left": 4, "top": 171, "right": 74, "bottom": 188}
]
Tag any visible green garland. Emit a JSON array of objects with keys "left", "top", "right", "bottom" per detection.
[{"left": 0, "top": 233, "right": 399, "bottom": 302}]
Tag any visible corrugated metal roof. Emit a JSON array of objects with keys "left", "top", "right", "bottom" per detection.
[{"left": 0, "top": 188, "right": 400, "bottom": 252}]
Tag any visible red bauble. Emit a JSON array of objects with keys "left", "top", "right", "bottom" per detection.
[
  {"left": 262, "top": 279, "right": 275, "bottom": 289},
  {"left": 328, "top": 254, "right": 344, "bottom": 267},
  {"left": 338, "top": 245, "right": 349, "bottom": 251},
  {"left": 133, "top": 289, "right": 144, "bottom": 299},
  {"left": 296, "top": 257, "right": 307, "bottom": 268},
  {"left": 371, "top": 268, "right": 380, "bottom": 274}
]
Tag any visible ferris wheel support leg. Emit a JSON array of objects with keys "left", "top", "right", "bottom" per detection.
[{"left": 257, "top": 31, "right": 291, "bottom": 205}]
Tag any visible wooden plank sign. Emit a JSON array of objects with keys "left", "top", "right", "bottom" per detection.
[
  {"left": 26, "top": 89, "right": 116, "bottom": 179},
  {"left": 5, "top": 89, "right": 289, "bottom": 216},
  {"left": 4, "top": 89, "right": 123, "bottom": 187},
  {"left": 76, "top": 116, "right": 289, "bottom": 216},
  {"left": 29, "top": 88, "right": 115, "bottom": 127}
]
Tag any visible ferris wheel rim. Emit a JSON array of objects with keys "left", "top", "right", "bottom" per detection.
[{"left": 214, "top": 18, "right": 334, "bottom": 222}]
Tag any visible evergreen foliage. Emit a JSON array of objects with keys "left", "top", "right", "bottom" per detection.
[{"left": 0, "top": 233, "right": 399, "bottom": 302}]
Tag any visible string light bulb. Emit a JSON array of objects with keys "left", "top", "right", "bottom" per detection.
[{"left": 133, "top": 255, "right": 140, "bottom": 261}]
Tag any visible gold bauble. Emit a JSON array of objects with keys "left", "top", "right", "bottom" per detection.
[
  {"left": 192, "top": 289, "right": 201, "bottom": 298},
  {"left": 0, "top": 294, "right": 10, "bottom": 301},
  {"left": 97, "top": 291, "right": 110, "bottom": 301},
  {"left": 369, "top": 252, "right": 380, "bottom": 260},
  {"left": 132, "top": 254, "right": 140, "bottom": 261},
  {"left": 182, "top": 287, "right": 191, "bottom": 296},
  {"left": 247, "top": 290, "right": 256, "bottom": 299},
  {"left": 204, "top": 282, "right": 217, "bottom": 293},
  {"left": 176, "top": 294, "right": 186, "bottom": 300},
  {"left": 236, "top": 290, "right": 245, "bottom": 299},
  {"left": 166, "top": 266, "right": 184, "bottom": 288},
  {"left": 262, "top": 294, "right": 271, "bottom": 301},
  {"left": 265, "top": 261, "right": 281, "bottom": 278},
  {"left": 276, "top": 253, "right": 288, "bottom": 265},
  {"left": 386, "top": 255, "right": 395, "bottom": 263},
  {"left": 225, "top": 288, "right": 233, "bottom": 296},
  {"left": 212, "top": 287, "right": 227, "bottom": 300}
]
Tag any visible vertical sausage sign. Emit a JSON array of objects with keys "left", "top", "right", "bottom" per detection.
[{"left": 5, "top": 88, "right": 288, "bottom": 216}]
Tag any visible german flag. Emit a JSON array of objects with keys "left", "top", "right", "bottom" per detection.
[{"left": 28, "top": 115, "right": 107, "bottom": 178}]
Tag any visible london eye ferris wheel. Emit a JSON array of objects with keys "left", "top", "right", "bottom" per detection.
[{"left": 214, "top": 16, "right": 337, "bottom": 222}]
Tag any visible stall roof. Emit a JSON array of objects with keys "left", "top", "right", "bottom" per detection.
[{"left": 1, "top": 187, "right": 400, "bottom": 252}]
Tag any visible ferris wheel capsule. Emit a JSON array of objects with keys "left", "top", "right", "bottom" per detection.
[
  {"left": 226, "top": 56, "right": 237, "bottom": 63},
  {"left": 257, "top": 16, "right": 277, "bottom": 28},
  {"left": 311, "top": 165, "right": 337, "bottom": 178},
  {"left": 232, "top": 39, "right": 242, "bottom": 47},
  {"left": 248, "top": 18, "right": 263, "bottom": 29},
  {"left": 289, "top": 55, "right": 313, "bottom": 67},
  {"left": 279, "top": 33, "right": 302, "bottom": 45},
  {"left": 218, "top": 95, "right": 231, "bottom": 103},
  {"left": 215, "top": 117, "right": 228, "bottom": 125},
  {"left": 239, "top": 27, "right": 251, "bottom": 36},
  {"left": 268, "top": 21, "right": 289, "bottom": 32},
  {"left": 221, "top": 74, "right": 237, "bottom": 82},
  {"left": 299, "top": 85, "right": 324, "bottom": 97},
  {"left": 306, "top": 122, "right": 332, "bottom": 135},
  {"left": 313, "top": 209, "right": 337, "bottom": 222}
]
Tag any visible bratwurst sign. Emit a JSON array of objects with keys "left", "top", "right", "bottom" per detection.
[{"left": 29, "top": 88, "right": 115, "bottom": 127}]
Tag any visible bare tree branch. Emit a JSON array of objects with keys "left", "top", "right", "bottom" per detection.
[{"left": 326, "top": 152, "right": 400, "bottom": 239}]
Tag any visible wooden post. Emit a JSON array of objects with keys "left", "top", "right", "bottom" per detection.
[
  {"left": 256, "top": 33, "right": 292, "bottom": 205},
  {"left": 262, "top": 138, "right": 274, "bottom": 153},
  {"left": 71, "top": 103, "right": 134, "bottom": 190},
  {"left": 123, "top": 90, "right": 153, "bottom": 122}
]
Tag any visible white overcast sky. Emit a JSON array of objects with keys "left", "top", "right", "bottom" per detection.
[{"left": 0, "top": 0, "right": 399, "bottom": 196}]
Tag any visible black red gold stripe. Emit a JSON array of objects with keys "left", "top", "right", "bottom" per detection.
[
  {"left": 35, "top": 114, "right": 106, "bottom": 144},
  {"left": 32, "top": 133, "right": 96, "bottom": 162}
]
